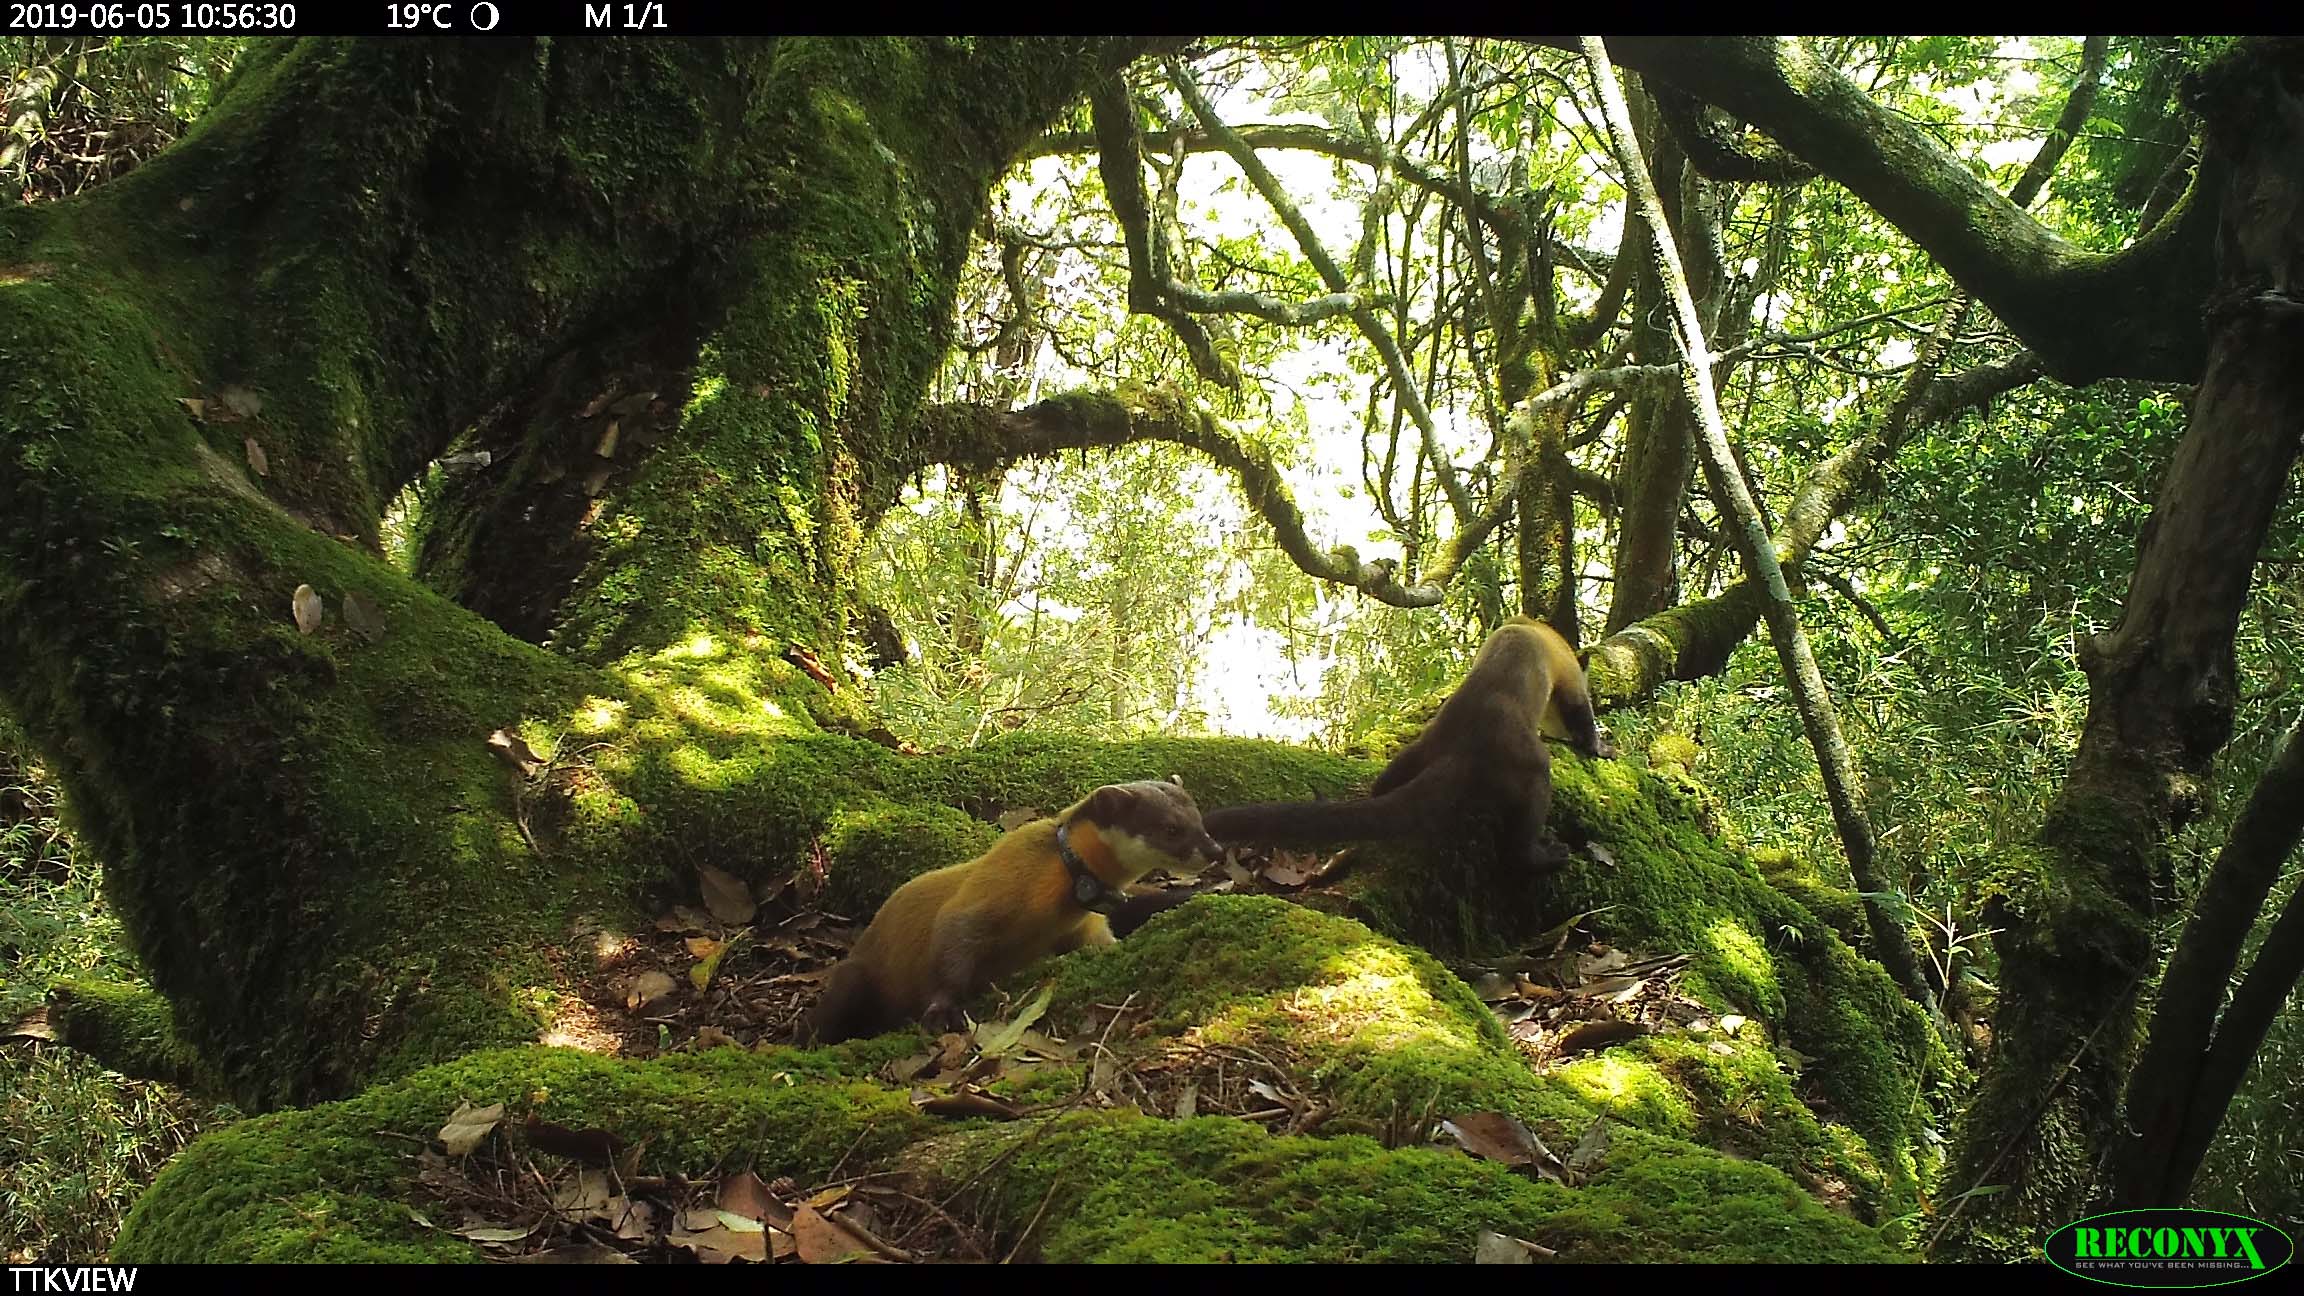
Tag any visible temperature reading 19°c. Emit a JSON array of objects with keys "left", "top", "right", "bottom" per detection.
[
  {"left": 584, "top": 2, "right": 666, "bottom": 27},
  {"left": 385, "top": 1, "right": 498, "bottom": 28}
]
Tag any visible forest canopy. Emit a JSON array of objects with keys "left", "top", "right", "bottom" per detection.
[{"left": 2, "top": 33, "right": 2301, "bottom": 1266}]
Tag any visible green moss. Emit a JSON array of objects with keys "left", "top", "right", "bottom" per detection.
[
  {"left": 120, "top": 905, "right": 1906, "bottom": 1263},
  {"left": 44, "top": 979, "right": 214, "bottom": 1093},
  {"left": 815, "top": 798, "right": 998, "bottom": 916},
  {"left": 114, "top": 1043, "right": 932, "bottom": 1263},
  {"left": 1754, "top": 847, "right": 1867, "bottom": 945},
  {"left": 918, "top": 1107, "right": 1903, "bottom": 1263}
]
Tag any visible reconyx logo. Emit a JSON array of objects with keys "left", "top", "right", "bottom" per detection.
[{"left": 2045, "top": 1210, "right": 2294, "bottom": 1287}]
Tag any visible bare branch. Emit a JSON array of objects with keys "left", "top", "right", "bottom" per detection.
[
  {"left": 1166, "top": 60, "right": 1475, "bottom": 525},
  {"left": 911, "top": 392, "right": 1444, "bottom": 607},
  {"left": 1088, "top": 75, "right": 1238, "bottom": 387},
  {"left": 2007, "top": 36, "right": 2112, "bottom": 210},
  {"left": 1584, "top": 34, "right": 1933, "bottom": 1008}
]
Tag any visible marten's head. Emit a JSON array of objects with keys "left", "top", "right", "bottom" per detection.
[{"left": 1068, "top": 779, "right": 1222, "bottom": 880}]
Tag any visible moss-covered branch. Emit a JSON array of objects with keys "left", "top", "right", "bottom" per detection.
[
  {"left": 38, "top": 980, "right": 221, "bottom": 1096},
  {"left": 1585, "top": 345, "right": 2041, "bottom": 710},
  {"left": 1574, "top": 36, "right": 2215, "bottom": 383}
]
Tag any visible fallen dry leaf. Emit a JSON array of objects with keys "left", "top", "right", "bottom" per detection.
[
  {"left": 685, "top": 936, "right": 726, "bottom": 960},
  {"left": 243, "top": 436, "right": 268, "bottom": 477},
  {"left": 698, "top": 864, "right": 757, "bottom": 925},
  {"left": 670, "top": 1223, "right": 766, "bottom": 1264},
  {"left": 717, "top": 1171, "right": 779, "bottom": 1223},
  {"left": 973, "top": 983, "right": 1053, "bottom": 1058},
  {"left": 178, "top": 397, "right": 206, "bottom": 419},
  {"left": 1440, "top": 1111, "right": 1566, "bottom": 1182},
  {"left": 791, "top": 1205, "right": 875, "bottom": 1264},
  {"left": 595, "top": 421, "right": 620, "bottom": 459},
  {"left": 455, "top": 1223, "right": 533, "bottom": 1244},
  {"left": 654, "top": 905, "right": 719, "bottom": 934},
  {"left": 219, "top": 386, "right": 264, "bottom": 418},
  {"left": 437, "top": 1101, "right": 504, "bottom": 1156},
  {"left": 1475, "top": 1229, "right": 1533, "bottom": 1264},
  {"left": 916, "top": 1088, "right": 1022, "bottom": 1120},
  {"left": 1556, "top": 1019, "right": 1644, "bottom": 1057},
  {"left": 1566, "top": 1114, "right": 1611, "bottom": 1182},
  {"left": 882, "top": 1051, "right": 940, "bottom": 1085},
  {"left": 602, "top": 1197, "right": 658, "bottom": 1243},
  {"left": 1260, "top": 851, "right": 1323, "bottom": 887},
  {"left": 693, "top": 1025, "right": 738, "bottom": 1050},
  {"left": 291, "top": 584, "right": 323, "bottom": 635},
  {"left": 550, "top": 1168, "right": 613, "bottom": 1216}
]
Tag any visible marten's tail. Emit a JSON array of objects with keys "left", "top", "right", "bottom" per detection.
[
  {"left": 803, "top": 960, "right": 885, "bottom": 1045},
  {"left": 1201, "top": 771, "right": 1453, "bottom": 849}
]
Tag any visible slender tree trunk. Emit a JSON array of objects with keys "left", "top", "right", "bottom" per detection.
[
  {"left": 2116, "top": 712, "right": 2304, "bottom": 1206},
  {"left": 1583, "top": 39, "right": 1933, "bottom": 1011}
]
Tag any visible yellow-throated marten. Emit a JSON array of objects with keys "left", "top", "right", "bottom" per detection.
[
  {"left": 1201, "top": 617, "right": 1614, "bottom": 871},
  {"left": 805, "top": 780, "right": 1221, "bottom": 1044}
]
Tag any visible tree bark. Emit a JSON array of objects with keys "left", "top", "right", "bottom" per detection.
[
  {"left": 1936, "top": 39, "right": 2304, "bottom": 1256},
  {"left": 2115, "top": 711, "right": 2304, "bottom": 1207}
]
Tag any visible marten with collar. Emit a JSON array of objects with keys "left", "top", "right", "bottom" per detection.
[
  {"left": 805, "top": 780, "right": 1221, "bottom": 1044},
  {"left": 1201, "top": 617, "right": 1614, "bottom": 871}
]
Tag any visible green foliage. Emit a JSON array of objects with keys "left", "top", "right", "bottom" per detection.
[
  {"left": 0, "top": 718, "right": 226, "bottom": 1261},
  {"left": 3, "top": 36, "right": 243, "bottom": 203},
  {"left": 860, "top": 442, "right": 1244, "bottom": 747}
]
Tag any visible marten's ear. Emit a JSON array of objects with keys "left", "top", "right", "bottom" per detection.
[
  {"left": 1167, "top": 773, "right": 1185, "bottom": 787},
  {"left": 1083, "top": 784, "right": 1136, "bottom": 823}
]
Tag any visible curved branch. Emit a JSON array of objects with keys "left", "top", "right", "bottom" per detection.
[
  {"left": 1032, "top": 119, "right": 1621, "bottom": 287},
  {"left": 910, "top": 392, "right": 1444, "bottom": 607},
  {"left": 1088, "top": 75, "right": 1238, "bottom": 387},
  {"left": 1652, "top": 84, "right": 1818, "bottom": 185},
  {"left": 1166, "top": 61, "right": 1474, "bottom": 525},
  {"left": 1567, "top": 36, "right": 2215, "bottom": 382}
]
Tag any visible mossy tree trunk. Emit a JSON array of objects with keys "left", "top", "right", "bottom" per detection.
[
  {"left": 1940, "top": 52, "right": 2304, "bottom": 1252},
  {"left": 0, "top": 35, "right": 1159, "bottom": 1109}
]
